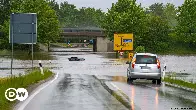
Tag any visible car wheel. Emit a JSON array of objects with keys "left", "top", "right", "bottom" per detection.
[
  {"left": 152, "top": 80, "right": 156, "bottom": 84},
  {"left": 157, "top": 79, "right": 161, "bottom": 85},
  {"left": 127, "top": 77, "right": 133, "bottom": 84}
]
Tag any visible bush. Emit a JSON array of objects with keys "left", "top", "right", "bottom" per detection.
[{"left": 134, "top": 46, "right": 145, "bottom": 53}]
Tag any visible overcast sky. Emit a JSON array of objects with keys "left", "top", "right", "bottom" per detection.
[{"left": 56, "top": 0, "right": 184, "bottom": 12}]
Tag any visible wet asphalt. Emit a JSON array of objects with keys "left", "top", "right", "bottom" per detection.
[
  {"left": 17, "top": 74, "right": 127, "bottom": 110},
  {"left": 7, "top": 47, "right": 196, "bottom": 110}
]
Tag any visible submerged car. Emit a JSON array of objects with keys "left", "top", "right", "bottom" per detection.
[
  {"left": 127, "top": 53, "right": 162, "bottom": 84},
  {"left": 68, "top": 57, "right": 85, "bottom": 61}
]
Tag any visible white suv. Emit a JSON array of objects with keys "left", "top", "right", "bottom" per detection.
[{"left": 127, "top": 53, "right": 162, "bottom": 84}]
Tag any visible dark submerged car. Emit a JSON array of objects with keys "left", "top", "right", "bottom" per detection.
[{"left": 68, "top": 57, "right": 85, "bottom": 61}]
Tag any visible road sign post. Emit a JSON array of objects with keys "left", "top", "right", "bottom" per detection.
[
  {"left": 10, "top": 13, "right": 37, "bottom": 74},
  {"left": 11, "top": 25, "right": 14, "bottom": 75}
]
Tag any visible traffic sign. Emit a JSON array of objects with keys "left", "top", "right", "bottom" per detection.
[
  {"left": 128, "top": 53, "right": 134, "bottom": 59},
  {"left": 114, "top": 33, "right": 133, "bottom": 51},
  {"left": 9, "top": 13, "right": 37, "bottom": 44}
]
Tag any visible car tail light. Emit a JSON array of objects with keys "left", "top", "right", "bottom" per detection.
[
  {"left": 157, "top": 59, "right": 160, "bottom": 69},
  {"left": 132, "top": 58, "right": 136, "bottom": 68}
]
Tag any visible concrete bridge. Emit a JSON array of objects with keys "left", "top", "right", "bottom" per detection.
[
  {"left": 60, "top": 28, "right": 113, "bottom": 52},
  {"left": 60, "top": 28, "right": 105, "bottom": 38}
]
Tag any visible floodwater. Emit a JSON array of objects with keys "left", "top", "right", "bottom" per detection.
[
  {"left": 99, "top": 53, "right": 196, "bottom": 83},
  {"left": 7, "top": 47, "right": 195, "bottom": 110},
  {"left": 1, "top": 48, "right": 196, "bottom": 82}
]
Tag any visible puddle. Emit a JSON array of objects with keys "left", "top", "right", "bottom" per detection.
[{"left": 112, "top": 76, "right": 127, "bottom": 83}]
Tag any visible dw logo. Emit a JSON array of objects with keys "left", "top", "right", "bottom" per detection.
[{"left": 5, "top": 88, "right": 28, "bottom": 101}]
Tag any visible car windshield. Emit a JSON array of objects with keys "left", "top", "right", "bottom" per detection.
[{"left": 136, "top": 55, "right": 157, "bottom": 64}]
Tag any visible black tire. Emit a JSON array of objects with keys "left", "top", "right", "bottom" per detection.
[
  {"left": 127, "top": 77, "right": 133, "bottom": 84},
  {"left": 157, "top": 79, "right": 161, "bottom": 85},
  {"left": 152, "top": 80, "right": 156, "bottom": 84},
  {"left": 127, "top": 78, "right": 129, "bottom": 83}
]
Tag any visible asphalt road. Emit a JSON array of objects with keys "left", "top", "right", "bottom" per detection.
[
  {"left": 15, "top": 74, "right": 127, "bottom": 110},
  {"left": 14, "top": 48, "right": 196, "bottom": 110}
]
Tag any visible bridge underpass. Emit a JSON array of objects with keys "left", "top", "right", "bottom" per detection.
[{"left": 57, "top": 28, "right": 113, "bottom": 52}]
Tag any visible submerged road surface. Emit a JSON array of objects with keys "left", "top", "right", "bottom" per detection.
[
  {"left": 16, "top": 74, "right": 127, "bottom": 110},
  {"left": 15, "top": 48, "right": 196, "bottom": 110}
]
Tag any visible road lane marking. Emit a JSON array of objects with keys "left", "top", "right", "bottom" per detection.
[
  {"left": 110, "top": 82, "right": 122, "bottom": 91},
  {"left": 17, "top": 72, "right": 59, "bottom": 110},
  {"left": 110, "top": 82, "right": 131, "bottom": 100}
]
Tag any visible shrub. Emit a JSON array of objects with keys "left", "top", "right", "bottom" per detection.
[{"left": 134, "top": 46, "right": 145, "bottom": 53}]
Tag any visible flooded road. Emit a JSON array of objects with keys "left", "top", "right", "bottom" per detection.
[
  {"left": 102, "top": 80, "right": 196, "bottom": 110},
  {"left": 1, "top": 47, "right": 196, "bottom": 110},
  {"left": 16, "top": 74, "right": 127, "bottom": 110}
]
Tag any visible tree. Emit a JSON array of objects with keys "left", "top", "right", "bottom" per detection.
[
  {"left": 48, "top": 0, "right": 60, "bottom": 17},
  {"left": 76, "top": 7, "right": 105, "bottom": 27},
  {"left": 58, "top": 2, "right": 105, "bottom": 28},
  {"left": 144, "top": 15, "right": 170, "bottom": 52},
  {"left": 1, "top": 0, "right": 60, "bottom": 46},
  {"left": 0, "top": 0, "right": 11, "bottom": 25},
  {"left": 0, "top": 21, "right": 11, "bottom": 49},
  {"left": 59, "top": 1, "right": 78, "bottom": 27},
  {"left": 164, "top": 3, "right": 178, "bottom": 28},
  {"left": 176, "top": 0, "right": 196, "bottom": 48},
  {"left": 147, "top": 3, "right": 165, "bottom": 17},
  {"left": 101, "top": 0, "right": 148, "bottom": 47}
]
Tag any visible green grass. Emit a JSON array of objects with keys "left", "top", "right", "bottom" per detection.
[
  {"left": 0, "top": 68, "right": 54, "bottom": 110},
  {"left": 163, "top": 77, "right": 196, "bottom": 90},
  {"left": 0, "top": 49, "right": 10, "bottom": 55}
]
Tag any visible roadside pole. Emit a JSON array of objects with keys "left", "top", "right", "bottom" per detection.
[
  {"left": 32, "top": 21, "right": 34, "bottom": 70},
  {"left": 11, "top": 22, "right": 14, "bottom": 75},
  {"left": 162, "top": 63, "right": 167, "bottom": 80},
  {"left": 39, "top": 60, "right": 43, "bottom": 74}
]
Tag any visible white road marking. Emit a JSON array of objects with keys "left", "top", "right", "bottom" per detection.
[
  {"left": 17, "top": 72, "right": 59, "bottom": 110},
  {"left": 110, "top": 82, "right": 122, "bottom": 91},
  {"left": 110, "top": 82, "right": 130, "bottom": 100}
]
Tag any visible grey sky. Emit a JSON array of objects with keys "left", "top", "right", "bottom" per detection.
[{"left": 56, "top": 0, "right": 184, "bottom": 12}]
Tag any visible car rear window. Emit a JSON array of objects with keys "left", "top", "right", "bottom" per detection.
[{"left": 135, "top": 55, "right": 157, "bottom": 64}]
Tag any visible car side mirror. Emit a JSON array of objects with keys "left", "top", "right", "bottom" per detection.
[{"left": 126, "top": 61, "right": 130, "bottom": 64}]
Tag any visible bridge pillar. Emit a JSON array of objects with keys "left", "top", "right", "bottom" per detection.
[
  {"left": 96, "top": 37, "right": 112, "bottom": 52},
  {"left": 93, "top": 39, "right": 97, "bottom": 52}
]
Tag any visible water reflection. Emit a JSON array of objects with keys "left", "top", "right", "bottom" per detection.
[
  {"left": 112, "top": 76, "right": 127, "bottom": 83},
  {"left": 1, "top": 51, "right": 54, "bottom": 60},
  {"left": 155, "top": 87, "right": 159, "bottom": 110},
  {"left": 131, "top": 85, "right": 135, "bottom": 110}
]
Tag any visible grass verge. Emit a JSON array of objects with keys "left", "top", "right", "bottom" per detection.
[
  {"left": 0, "top": 68, "right": 54, "bottom": 110},
  {"left": 163, "top": 77, "right": 196, "bottom": 90}
]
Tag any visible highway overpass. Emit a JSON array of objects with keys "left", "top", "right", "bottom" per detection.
[{"left": 59, "top": 28, "right": 113, "bottom": 52}]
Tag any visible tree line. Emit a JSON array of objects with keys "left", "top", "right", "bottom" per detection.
[
  {"left": 102, "top": 0, "right": 196, "bottom": 53},
  {"left": 0, "top": 0, "right": 195, "bottom": 53},
  {"left": 0, "top": 0, "right": 105, "bottom": 50}
]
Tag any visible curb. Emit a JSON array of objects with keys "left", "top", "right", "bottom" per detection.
[
  {"left": 93, "top": 75, "right": 132, "bottom": 109},
  {"left": 164, "top": 82, "right": 196, "bottom": 93}
]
